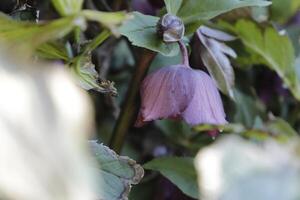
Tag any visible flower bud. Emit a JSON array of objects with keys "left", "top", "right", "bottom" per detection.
[{"left": 157, "top": 13, "right": 185, "bottom": 43}]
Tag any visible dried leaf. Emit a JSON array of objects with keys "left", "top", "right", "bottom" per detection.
[{"left": 71, "top": 55, "right": 117, "bottom": 96}]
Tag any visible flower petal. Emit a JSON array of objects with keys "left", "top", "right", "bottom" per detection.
[
  {"left": 136, "top": 65, "right": 194, "bottom": 126},
  {"left": 182, "top": 70, "right": 227, "bottom": 125}
]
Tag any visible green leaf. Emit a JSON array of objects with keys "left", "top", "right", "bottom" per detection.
[
  {"left": 233, "top": 89, "right": 265, "bottom": 127},
  {"left": 266, "top": 118, "right": 298, "bottom": 138},
  {"left": 51, "top": 0, "right": 83, "bottom": 16},
  {"left": 155, "top": 119, "right": 193, "bottom": 147},
  {"left": 287, "top": 25, "right": 300, "bottom": 56},
  {"left": 222, "top": 20, "right": 300, "bottom": 101},
  {"left": 193, "top": 117, "right": 297, "bottom": 142},
  {"left": 111, "top": 40, "right": 135, "bottom": 69},
  {"left": 89, "top": 141, "right": 144, "bottom": 200},
  {"left": 119, "top": 12, "right": 179, "bottom": 56},
  {"left": 177, "top": 0, "right": 271, "bottom": 24},
  {"left": 144, "top": 157, "right": 199, "bottom": 199},
  {"left": 71, "top": 55, "right": 117, "bottom": 95},
  {"left": 271, "top": 0, "right": 300, "bottom": 22},
  {"left": 36, "top": 42, "right": 69, "bottom": 61},
  {"left": 164, "top": 0, "right": 183, "bottom": 15},
  {"left": 81, "top": 10, "right": 128, "bottom": 33},
  {"left": 0, "top": 14, "right": 83, "bottom": 53}
]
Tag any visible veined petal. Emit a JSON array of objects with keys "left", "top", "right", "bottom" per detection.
[
  {"left": 182, "top": 70, "right": 227, "bottom": 125},
  {"left": 135, "top": 65, "right": 194, "bottom": 126}
]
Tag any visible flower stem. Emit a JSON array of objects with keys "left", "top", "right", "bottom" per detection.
[
  {"left": 178, "top": 40, "right": 189, "bottom": 66},
  {"left": 109, "top": 49, "right": 156, "bottom": 153}
]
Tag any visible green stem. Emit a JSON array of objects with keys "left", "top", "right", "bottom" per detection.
[
  {"left": 109, "top": 50, "right": 156, "bottom": 153},
  {"left": 82, "top": 30, "right": 111, "bottom": 55}
]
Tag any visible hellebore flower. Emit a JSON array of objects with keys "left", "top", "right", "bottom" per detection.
[{"left": 135, "top": 41, "right": 227, "bottom": 127}]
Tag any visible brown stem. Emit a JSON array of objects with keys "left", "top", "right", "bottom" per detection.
[
  {"left": 112, "top": 0, "right": 123, "bottom": 10},
  {"left": 109, "top": 49, "right": 156, "bottom": 153}
]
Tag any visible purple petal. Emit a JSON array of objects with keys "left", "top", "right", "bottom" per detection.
[
  {"left": 135, "top": 65, "right": 194, "bottom": 126},
  {"left": 182, "top": 70, "right": 227, "bottom": 125}
]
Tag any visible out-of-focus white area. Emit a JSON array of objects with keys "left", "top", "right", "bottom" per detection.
[
  {"left": 195, "top": 135, "right": 300, "bottom": 200},
  {"left": 0, "top": 51, "right": 100, "bottom": 200}
]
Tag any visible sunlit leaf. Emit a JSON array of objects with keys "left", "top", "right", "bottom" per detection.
[
  {"left": 119, "top": 12, "right": 179, "bottom": 56},
  {"left": 51, "top": 0, "right": 83, "bottom": 16},
  {"left": 193, "top": 116, "right": 297, "bottom": 142},
  {"left": 266, "top": 118, "right": 298, "bottom": 138},
  {"left": 0, "top": 51, "right": 97, "bottom": 199},
  {"left": 89, "top": 141, "right": 144, "bottom": 200},
  {"left": 0, "top": 13, "right": 84, "bottom": 53},
  {"left": 144, "top": 157, "right": 199, "bottom": 199},
  {"left": 195, "top": 135, "right": 300, "bottom": 200}
]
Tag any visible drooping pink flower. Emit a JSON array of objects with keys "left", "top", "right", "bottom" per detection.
[
  {"left": 135, "top": 65, "right": 227, "bottom": 127},
  {"left": 135, "top": 41, "right": 227, "bottom": 127}
]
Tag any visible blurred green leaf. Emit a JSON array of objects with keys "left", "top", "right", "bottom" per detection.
[
  {"left": 89, "top": 141, "right": 144, "bottom": 200},
  {"left": 271, "top": 0, "right": 300, "bottom": 23},
  {"left": 266, "top": 118, "right": 298, "bottom": 138},
  {"left": 223, "top": 20, "right": 300, "bottom": 101},
  {"left": 81, "top": 10, "right": 127, "bottom": 33},
  {"left": 51, "top": 0, "right": 83, "bottom": 16},
  {"left": 177, "top": 0, "right": 271, "bottom": 24},
  {"left": 111, "top": 40, "right": 135, "bottom": 70},
  {"left": 193, "top": 116, "right": 297, "bottom": 142},
  {"left": 251, "top": 6, "right": 269, "bottom": 22},
  {"left": 144, "top": 157, "right": 199, "bottom": 199},
  {"left": 119, "top": 12, "right": 179, "bottom": 56},
  {"left": 155, "top": 120, "right": 193, "bottom": 146},
  {"left": 193, "top": 123, "right": 245, "bottom": 133},
  {"left": 164, "top": 0, "right": 183, "bottom": 15},
  {"left": 71, "top": 55, "right": 117, "bottom": 95},
  {"left": 195, "top": 135, "right": 300, "bottom": 200},
  {"left": 0, "top": 13, "right": 82, "bottom": 53},
  {"left": 233, "top": 89, "right": 265, "bottom": 127},
  {"left": 36, "top": 42, "right": 69, "bottom": 61},
  {"left": 287, "top": 25, "right": 300, "bottom": 56}
]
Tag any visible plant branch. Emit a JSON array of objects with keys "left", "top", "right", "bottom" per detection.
[
  {"left": 113, "top": 0, "right": 126, "bottom": 11},
  {"left": 109, "top": 49, "right": 156, "bottom": 153}
]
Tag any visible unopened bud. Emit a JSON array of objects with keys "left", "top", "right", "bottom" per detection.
[{"left": 157, "top": 14, "right": 185, "bottom": 43}]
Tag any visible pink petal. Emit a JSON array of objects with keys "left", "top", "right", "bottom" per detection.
[
  {"left": 135, "top": 65, "right": 194, "bottom": 126},
  {"left": 182, "top": 70, "right": 227, "bottom": 125}
]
